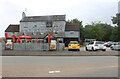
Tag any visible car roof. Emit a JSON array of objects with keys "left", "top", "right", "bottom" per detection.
[{"left": 70, "top": 41, "right": 78, "bottom": 42}]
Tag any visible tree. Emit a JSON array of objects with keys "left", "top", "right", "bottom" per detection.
[
  {"left": 111, "top": 13, "right": 120, "bottom": 41},
  {"left": 84, "top": 22, "right": 113, "bottom": 41},
  {"left": 110, "top": 26, "right": 118, "bottom": 41}
]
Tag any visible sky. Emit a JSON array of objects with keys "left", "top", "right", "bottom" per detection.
[{"left": 0, "top": 0, "right": 119, "bottom": 37}]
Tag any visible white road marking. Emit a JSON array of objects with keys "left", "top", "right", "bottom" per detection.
[
  {"left": 55, "top": 70, "right": 60, "bottom": 73},
  {"left": 49, "top": 71, "right": 55, "bottom": 74},
  {"left": 49, "top": 70, "right": 61, "bottom": 74}
]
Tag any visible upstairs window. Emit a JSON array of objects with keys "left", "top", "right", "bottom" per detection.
[
  {"left": 46, "top": 21, "right": 52, "bottom": 27},
  {"left": 24, "top": 27, "right": 28, "bottom": 28}
]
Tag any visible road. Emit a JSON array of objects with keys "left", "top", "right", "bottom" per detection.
[{"left": 2, "top": 56, "right": 118, "bottom": 77}]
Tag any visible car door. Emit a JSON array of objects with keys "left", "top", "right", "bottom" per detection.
[
  {"left": 96, "top": 41, "right": 103, "bottom": 49},
  {"left": 87, "top": 42, "right": 94, "bottom": 50}
]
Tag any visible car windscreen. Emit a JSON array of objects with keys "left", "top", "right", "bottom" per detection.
[
  {"left": 88, "top": 42, "right": 94, "bottom": 45},
  {"left": 118, "top": 42, "right": 120, "bottom": 45},
  {"left": 69, "top": 41, "right": 78, "bottom": 44},
  {"left": 96, "top": 41, "right": 104, "bottom": 44}
]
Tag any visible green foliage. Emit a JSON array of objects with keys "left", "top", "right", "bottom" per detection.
[
  {"left": 112, "top": 13, "right": 120, "bottom": 41},
  {"left": 84, "top": 22, "right": 117, "bottom": 41},
  {"left": 110, "top": 26, "right": 118, "bottom": 41},
  {"left": 67, "top": 17, "right": 119, "bottom": 45},
  {"left": 112, "top": 13, "right": 120, "bottom": 25}
]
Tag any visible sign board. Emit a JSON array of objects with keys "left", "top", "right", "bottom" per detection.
[
  {"left": 50, "top": 40, "right": 57, "bottom": 50},
  {"left": 5, "top": 39, "right": 13, "bottom": 50}
]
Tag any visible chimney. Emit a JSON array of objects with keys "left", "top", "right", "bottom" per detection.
[{"left": 22, "top": 12, "right": 26, "bottom": 19}]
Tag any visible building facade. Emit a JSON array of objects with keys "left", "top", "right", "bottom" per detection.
[
  {"left": 64, "top": 23, "right": 80, "bottom": 46},
  {"left": 20, "top": 12, "right": 66, "bottom": 33},
  {"left": 4, "top": 12, "right": 80, "bottom": 50}
]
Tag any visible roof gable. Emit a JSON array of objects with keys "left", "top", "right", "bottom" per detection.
[
  {"left": 5, "top": 24, "right": 19, "bottom": 32},
  {"left": 65, "top": 23, "right": 80, "bottom": 31}
]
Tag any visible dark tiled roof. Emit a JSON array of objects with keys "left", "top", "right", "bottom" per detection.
[
  {"left": 65, "top": 23, "right": 80, "bottom": 31},
  {"left": 5, "top": 24, "right": 19, "bottom": 32},
  {"left": 20, "top": 15, "right": 66, "bottom": 22},
  {"left": 53, "top": 32, "right": 64, "bottom": 38}
]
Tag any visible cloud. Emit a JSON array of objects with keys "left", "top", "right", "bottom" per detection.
[{"left": 0, "top": 0, "right": 119, "bottom": 37}]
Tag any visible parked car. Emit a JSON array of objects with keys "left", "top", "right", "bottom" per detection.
[
  {"left": 112, "top": 42, "right": 120, "bottom": 51},
  {"left": 104, "top": 42, "right": 113, "bottom": 47},
  {"left": 86, "top": 41, "right": 106, "bottom": 51},
  {"left": 110, "top": 42, "right": 118, "bottom": 50},
  {"left": 68, "top": 41, "right": 80, "bottom": 51}
]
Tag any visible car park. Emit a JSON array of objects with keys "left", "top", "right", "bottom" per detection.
[
  {"left": 86, "top": 41, "right": 106, "bottom": 51},
  {"left": 68, "top": 41, "right": 80, "bottom": 51}
]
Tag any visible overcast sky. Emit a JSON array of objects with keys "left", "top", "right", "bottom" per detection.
[{"left": 0, "top": 0, "right": 119, "bottom": 37}]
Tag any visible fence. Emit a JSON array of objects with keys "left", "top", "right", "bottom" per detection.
[
  {"left": 2, "top": 42, "right": 5, "bottom": 50},
  {"left": 57, "top": 43, "right": 65, "bottom": 51},
  {"left": 2, "top": 42, "right": 65, "bottom": 51},
  {"left": 13, "top": 43, "right": 49, "bottom": 51}
]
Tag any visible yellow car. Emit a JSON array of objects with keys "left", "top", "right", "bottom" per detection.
[{"left": 68, "top": 41, "right": 80, "bottom": 51}]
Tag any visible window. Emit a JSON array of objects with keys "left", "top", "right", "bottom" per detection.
[
  {"left": 34, "top": 25, "right": 37, "bottom": 27},
  {"left": 20, "top": 39, "right": 25, "bottom": 43},
  {"left": 31, "top": 39, "right": 35, "bottom": 43},
  {"left": 46, "top": 21, "right": 52, "bottom": 27},
  {"left": 54, "top": 25, "right": 58, "bottom": 27},
  {"left": 96, "top": 41, "right": 104, "bottom": 44},
  {"left": 70, "top": 31, "right": 74, "bottom": 34},
  {"left": 88, "top": 42, "right": 94, "bottom": 45},
  {"left": 24, "top": 27, "right": 28, "bottom": 28}
]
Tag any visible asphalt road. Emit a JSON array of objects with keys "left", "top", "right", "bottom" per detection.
[{"left": 2, "top": 56, "right": 118, "bottom": 77}]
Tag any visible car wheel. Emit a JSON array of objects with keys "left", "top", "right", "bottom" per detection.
[
  {"left": 110, "top": 48, "right": 113, "bottom": 50},
  {"left": 110, "top": 47, "right": 113, "bottom": 50},
  {"left": 86, "top": 47, "right": 88, "bottom": 51},
  {"left": 92, "top": 47, "right": 94, "bottom": 51},
  {"left": 102, "top": 49, "right": 106, "bottom": 51}
]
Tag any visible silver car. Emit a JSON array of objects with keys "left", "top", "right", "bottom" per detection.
[
  {"left": 110, "top": 42, "right": 120, "bottom": 51},
  {"left": 114, "top": 42, "right": 120, "bottom": 51}
]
